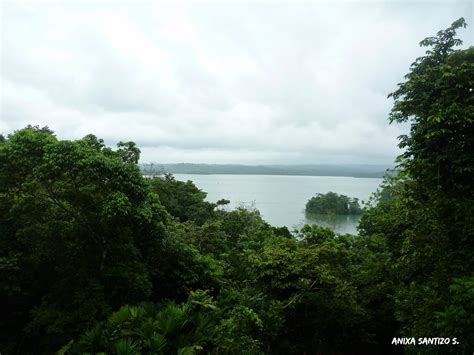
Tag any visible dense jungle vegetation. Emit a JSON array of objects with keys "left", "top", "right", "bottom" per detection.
[{"left": 0, "top": 19, "right": 473, "bottom": 354}]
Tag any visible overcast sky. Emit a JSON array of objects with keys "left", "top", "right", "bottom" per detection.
[{"left": 1, "top": 1, "right": 472, "bottom": 164}]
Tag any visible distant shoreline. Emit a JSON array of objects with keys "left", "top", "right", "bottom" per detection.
[
  {"left": 170, "top": 172, "right": 384, "bottom": 179},
  {"left": 141, "top": 163, "right": 394, "bottom": 179}
]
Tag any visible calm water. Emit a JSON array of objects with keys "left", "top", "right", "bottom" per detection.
[{"left": 174, "top": 174, "right": 382, "bottom": 234}]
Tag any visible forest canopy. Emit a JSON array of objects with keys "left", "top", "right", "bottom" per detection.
[
  {"left": 305, "top": 192, "right": 363, "bottom": 215},
  {"left": 0, "top": 18, "right": 473, "bottom": 354}
]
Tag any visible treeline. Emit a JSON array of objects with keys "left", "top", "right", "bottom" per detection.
[
  {"left": 0, "top": 18, "right": 473, "bottom": 354},
  {"left": 141, "top": 163, "right": 390, "bottom": 178}
]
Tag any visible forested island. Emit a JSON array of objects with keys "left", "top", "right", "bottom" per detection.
[
  {"left": 1, "top": 19, "right": 473, "bottom": 354},
  {"left": 306, "top": 192, "right": 363, "bottom": 215}
]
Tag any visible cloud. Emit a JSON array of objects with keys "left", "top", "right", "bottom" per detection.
[{"left": 1, "top": 1, "right": 472, "bottom": 164}]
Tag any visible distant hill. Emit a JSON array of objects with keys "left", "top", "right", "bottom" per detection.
[{"left": 141, "top": 163, "right": 393, "bottom": 178}]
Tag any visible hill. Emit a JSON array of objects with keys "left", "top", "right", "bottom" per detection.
[{"left": 141, "top": 163, "right": 392, "bottom": 178}]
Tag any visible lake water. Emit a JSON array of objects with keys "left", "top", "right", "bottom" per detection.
[{"left": 174, "top": 174, "right": 382, "bottom": 234}]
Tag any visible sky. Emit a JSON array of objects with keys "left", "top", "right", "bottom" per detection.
[{"left": 1, "top": 0, "right": 472, "bottom": 165}]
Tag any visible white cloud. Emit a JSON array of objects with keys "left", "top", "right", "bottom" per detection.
[{"left": 1, "top": 1, "right": 472, "bottom": 164}]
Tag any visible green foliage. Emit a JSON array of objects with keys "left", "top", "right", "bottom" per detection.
[
  {"left": 117, "top": 141, "right": 141, "bottom": 164},
  {"left": 389, "top": 17, "right": 473, "bottom": 199},
  {"left": 151, "top": 173, "right": 216, "bottom": 225},
  {"left": 0, "top": 126, "right": 169, "bottom": 352},
  {"left": 360, "top": 18, "right": 474, "bottom": 352},
  {"left": 435, "top": 276, "right": 474, "bottom": 350},
  {"left": 306, "top": 191, "right": 363, "bottom": 215},
  {"left": 216, "top": 198, "right": 230, "bottom": 206},
  {"left": 72, "top": 290, "right": 264, "bottom": 354}
]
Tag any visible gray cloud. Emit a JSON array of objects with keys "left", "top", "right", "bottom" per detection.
[{"left": 1, "top": 1, "right": 472, "bottom": 164}]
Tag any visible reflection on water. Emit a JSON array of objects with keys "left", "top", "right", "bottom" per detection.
[{"left": 304, "top": 213, "right": 361, "bottom": 235}]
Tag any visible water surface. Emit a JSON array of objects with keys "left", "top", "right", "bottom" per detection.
[{"left": 174, "top": 174, "right": 382, "bottom": 234}]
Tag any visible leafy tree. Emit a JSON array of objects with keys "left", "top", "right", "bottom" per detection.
[
  {"left": 243, "top": 229, "right": 373, "bottom": 353},
  {"left": 117, "top": 141, "right": 141, "bottom": 164},
  {"left": 71, "top": 290, "right": 266, "bottom": 354},
  {"left": 71, "top": 293, "right": 210, "bottom": 354},
  {"left": 151, "top": 174, "right": 216, "bottom": 225},
  {"left": 361, "top": 18, "right": 474, "bottom": 352},
  {"left": 389, "top": 17, "right": 473, "bottom": 346},
  {"left": 0, "top": 127, "right": 168, "bottom": 353}
]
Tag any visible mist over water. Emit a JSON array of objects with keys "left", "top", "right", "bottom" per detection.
[{"left": 174, "top": 174, "right": 382, "bottom": 234}]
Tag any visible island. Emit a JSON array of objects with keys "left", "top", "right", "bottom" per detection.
[{"left": 305, "top": 192, "right": 363, "bottom": 215}]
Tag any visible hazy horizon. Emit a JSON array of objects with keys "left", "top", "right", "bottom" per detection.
[{"left": 1, "top": 1, "right": 472, "bottom": 165}]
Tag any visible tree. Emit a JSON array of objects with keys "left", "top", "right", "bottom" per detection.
[
  {"left": 117, "top": 141, "right": 141, "bottom": 164},
  {"left": 362, "top": 18, "right": 474, "bottom": 351},
  {"left": 389, "top": 18, "right": 473, "bottom": 198},
  {"left": 0, "top": 127, "right": 169, "bottom": 353},
  {"left": 151, "top": 174, "right": 216, "bottom": 225},
  {"left": 71, "top": 291, "right": 215, "bottom": 354}
]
